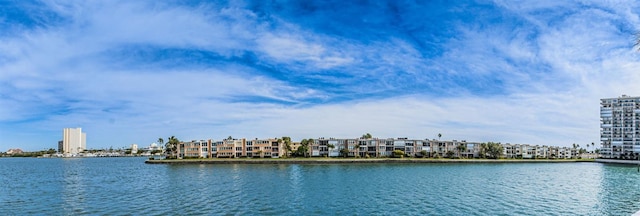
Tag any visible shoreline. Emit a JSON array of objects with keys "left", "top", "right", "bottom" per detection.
[
  {"left": 595, "top": 158, "right": 640, "bottom": 165},
  {"left": 145, "top": 158, "right": 594, "bottom": 164}
]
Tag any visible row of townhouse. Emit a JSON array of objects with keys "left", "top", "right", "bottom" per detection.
[
  {"left": 174, "top": 137, "right": 582, "bottom": 159},
  {"left": 177, "top": 138, "right": 287, "bottom": 159},
  {"left": 309, "top": 138, "right": 581, "bottom": 159},
  {"left": 502, "top": 144, "right": 578, "bottom": 159},
  {"left": 309, "top": 137, "right": 479, "bottom": 158}
]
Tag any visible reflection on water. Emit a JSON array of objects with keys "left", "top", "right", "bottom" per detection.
[
  {"left": 288, "top": 164, "right": 303, "bottom": 210},
  {"left": 2, "top": 158, "right": 640, "bottom": 215},
  {"left": 598, "top": 164, "right": 640, "bottom": 214},
  {"left": 62, "top": 159, "right": 87, "bottom": 214}
]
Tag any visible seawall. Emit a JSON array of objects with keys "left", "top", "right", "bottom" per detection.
[
  {"left": 145, "top": 158, "right": 594, "bottom": 165},
  {"left": 595, "top": 158, "right": 640, "bottom": 165}
]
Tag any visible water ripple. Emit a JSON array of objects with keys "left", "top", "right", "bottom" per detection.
[{"left": 2, "top": 158, "right": 640, "bottom": 215}]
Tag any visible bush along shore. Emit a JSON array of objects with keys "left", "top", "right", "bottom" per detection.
[{"left": 145, "top": 158, "right": 595, "bottom": 164}]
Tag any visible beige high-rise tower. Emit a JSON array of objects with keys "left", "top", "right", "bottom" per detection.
[{"left": 61, "top": 128, "right": 86, "bottom": 154}]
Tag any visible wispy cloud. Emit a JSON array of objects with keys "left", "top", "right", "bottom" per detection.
[{"left": 1, "top": 0, "right": 639, "bottom": 151}]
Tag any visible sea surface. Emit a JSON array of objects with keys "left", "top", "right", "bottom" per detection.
[{"left": 1, "top": 157, "right": 640, "bottom": 215}]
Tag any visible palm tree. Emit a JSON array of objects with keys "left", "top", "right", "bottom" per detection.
[
  {"left": 327, "top": 144, "right": 335, "bottom": 157},
  {"left": 429, "top": 139, "right": 434, "bottom": 158},
  {"left": 277, "top": 138, "right": 284, "bottom": 158},
  {"left": 361, "top": 133, "right": 373, "bottom": 139},
  {"left": 157, "top": 137, "right": 164, "bottom": 146},
  {"left": 307, "top": 139, "right": 314, "bottom": 157},
  {"left": 480, "top": 143, "right": 487, "bottom": 158},
  {"left": 456, "top": 144, "right": 467, "bottom": 159},
  {"left": 438, "top": 133, "right": 442, "bottom": 140},
  {"left": 340, "top": 148, "right": 350, "bottom": 158},
  {"left": 165, "top": 136, "right": 179, "bottom": 159},
  {"left": 257, "top": 150, "right": 264, "bottom": 158},
  {"left": 354, "top": 144, "right": 361, "bottom": 158},
  {"left": 281, "top": 137, "right": 292, "bottom": 158}
]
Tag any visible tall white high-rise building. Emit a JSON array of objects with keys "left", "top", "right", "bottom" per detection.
[
  {"left": 61, "top": 128, "right": 86, "bottom": 154},
  {"left": 600, "top": 95, "right": 640, "bottom": 159}
]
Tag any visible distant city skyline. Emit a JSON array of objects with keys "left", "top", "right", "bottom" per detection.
[{"left": 1, "top": 1, "right": 640, "bottom": 151}]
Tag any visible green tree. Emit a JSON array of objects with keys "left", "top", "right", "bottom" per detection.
[
  {"left": 420, "top": 150, "right": 428, "bottom": 158},
  {"left": 479, "top": 143, "right": 487, "bottom": 158},
  {"left": 164, "top": 136, "right": 180, "bottom": 159},
  {"left": 354, "top": 144, "right": 361, "bottom": 158},
  {"left": 307, "top": 139, "right": 314, "bottom": 157},
  {"left": 483, "top": 142, "right": 503, "bottom": 159},
  {"left": 281, "top": 137, "right": 292, "bottom": 158},
  {"left": 445, "top": 151, "right": 455, "bottom": 158},
  {"left": 156, "top": 137, "right": 164, "bottom": 157},
  {"left": 456, "top": 144, "right": 467, "bottom": 159},
  {"left": 327, "top": 144, "right": 335, "bottom": 157},
  {"left": 393, "top": 149, "right": 405, "bottom": 158},
  {"left": 297, "top": 139, "right": 312, "bottom": 157},
  {"left": 429, "top": 140, "right": 434, "bottom": 158},
  {"left": 257, "top": 150, "right": 264, "bottom": 158},
  {"left": 277, "top": 138, "right": 284, "bottom": 157},
  {"left": 340, "top": 148, "right": 350, "bottom": 158},
  {"left": 361, "top": 133, "right": 373, "bottom": 139}
]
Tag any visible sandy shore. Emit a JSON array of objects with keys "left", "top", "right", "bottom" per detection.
[{"left": 145, "top": 158, "right": 594, "bottom": 164}]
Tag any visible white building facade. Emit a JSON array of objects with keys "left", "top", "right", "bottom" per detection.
[
  {"left": 61, "top": 128, "right": 86, "bottom": 154},
  {"left": 600, "top": 95, "right": 640, "bottom": 159}
]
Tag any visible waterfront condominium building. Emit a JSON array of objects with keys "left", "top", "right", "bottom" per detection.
[
  {"left": 176, "top": 138, "right": 286, "bottom": 159},
  {"left": 170, "top": 136, "right": 580, "bottom": 159},
  {"left": 600, "top": 95, "right": 640, "bottom": 159},
  {"left": 60, "top": 128, "right": 86, "bottom": 154}
]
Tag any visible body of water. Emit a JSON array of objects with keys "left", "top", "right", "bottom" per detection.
[{"left": 1, "top": 157, "right": 640, "bottom": 215}]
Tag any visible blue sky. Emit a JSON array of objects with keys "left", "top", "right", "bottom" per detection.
[{"left": 1, "top": 0, "right": 639, "bottom": 151}]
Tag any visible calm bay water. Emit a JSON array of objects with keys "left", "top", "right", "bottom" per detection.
[{"left": 1, "top": 157, "right": 640, "bottom": 215}]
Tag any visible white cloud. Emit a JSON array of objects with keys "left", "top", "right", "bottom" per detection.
[
  {"left": 2, "top": 0, "right": 640, "bottom": 151},
  {"left": 256, "top": 32, "right": 355, "bottom": 69},
  {"left": 201, "top": 94, "right": 598, "bottom": 147}
]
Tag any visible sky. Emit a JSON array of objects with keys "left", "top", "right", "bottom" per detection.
[{"left": 1, "top": 0, "right": 640, "bottom": 151}]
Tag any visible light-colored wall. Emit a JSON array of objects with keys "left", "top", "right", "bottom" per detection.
[{"left": 62, "top": 128, "right": 85, "bottom": 154}]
